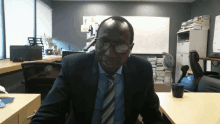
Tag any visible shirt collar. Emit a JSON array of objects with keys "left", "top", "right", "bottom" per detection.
[{"left": 98, "top": 61, "right": 122, "bottom": 75}]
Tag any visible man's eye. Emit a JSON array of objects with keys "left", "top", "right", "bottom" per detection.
[{"left": 118, "top": 45, "right": 128, "bottom": 50}]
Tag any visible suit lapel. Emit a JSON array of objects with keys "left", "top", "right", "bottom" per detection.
[
  {"left": 83, "top": 54, "right": 99, "bottom": 123},
  {"left": 122, "top": 60, "right": 136, "bottom": 121}
]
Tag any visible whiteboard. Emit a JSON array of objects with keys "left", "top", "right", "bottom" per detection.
[
  {"left": 84, "top": 16, "right": 170, "bottom": 54},
  {"left": 213, "top": 15, "right": 220, "bottom": 53}
]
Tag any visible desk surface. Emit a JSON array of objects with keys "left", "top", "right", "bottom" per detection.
[
  {"left": 200, "top": 57, "right": 220, "bottom": 61},
  {"left": 0, "top": 55, "right": 62, "bottom": 75},
  {"left": 0, "top": 94, "right": 41, "bottom": 124},
  {"left": 156, "top": 92, "right": 220, "bottom": 124}
]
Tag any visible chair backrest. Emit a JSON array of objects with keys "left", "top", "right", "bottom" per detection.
[
  {"left": 21, "top": 62, "right": 61, "bottom": 94},
  {"left": 21, "top": 62, "right": 61, "bottom": 81},
  {"left": 21, "top": 62, "right": 71, "bottom": 124},
  {"left": 189, "top": 50, "right": 203, "bottom": 91},
  {"left": 177, "top": 65, "right": 189, "bottom": 83},
  {"left": 198, "top": 76, "right": 220, "bottom": 92}
]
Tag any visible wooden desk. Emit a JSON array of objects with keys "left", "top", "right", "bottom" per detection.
[
  {"left": 156, "top": 92, "right": 220, "bottom": 124},
  {"left": 0, "top": 94, "right": 41, "bottom": 124},
  {"left": 0, "top": 55, "right": 62, "bottom": 75},
  {"left": 200, "top": 57, "right": 220, "bottom": 61}
]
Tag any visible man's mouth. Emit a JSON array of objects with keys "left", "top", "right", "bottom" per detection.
[
  {"left": 106, "top": 62, "right": 116, "bottom": 65},
  {"left": 103, "top": 61, "right": 117, "bottom": 66}
]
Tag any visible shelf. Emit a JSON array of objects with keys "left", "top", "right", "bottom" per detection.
[{"left": 177, "top": 29, "right": 209, "bottom": 34}]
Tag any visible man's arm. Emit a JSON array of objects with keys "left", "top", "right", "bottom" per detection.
[
  {"left": 29, "top": 57, "right": 71, "bottom": 124},
  {"left": 139, "top": 70, "right": 163, "bottom": 124}
]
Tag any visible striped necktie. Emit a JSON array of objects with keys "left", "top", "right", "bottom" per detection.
[{"left": 101, "top": 73, "right": 117, "bottom": 124}]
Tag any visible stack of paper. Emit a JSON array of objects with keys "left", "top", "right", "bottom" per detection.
[
  {"left": 152, "top": 65, "right": 157, "bottom": 68},
  {"left": 179, "top": 15, "right": 210, "bottom": 31},
  {"left": 156, "top": 58, "right": 163, "bottom": 63},
  {"left": 154, "top": 79, "right": 164, "bottom": 84},
  {"left": 147, "top": 57, "right": 157, "bottom": 80},
  {"left": 157, "top": 71, "right": 165, "bottom": 79},
  {"left": 201, "top": 15, "right": 210, "bottom": 29},
  {"left": 148, "top": 57, "right": 157, "bottom": 61},
  {"left": 156, "top": 67, "right": 164, "bottom": 71},
  {"left": 155, "top": 58, "right": 165, "bottom": 84}
]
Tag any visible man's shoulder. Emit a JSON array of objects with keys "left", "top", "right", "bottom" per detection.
[
  {"left": 62, "top": 52, "right": 95, "bottom": 66},
  {"left": 128, "top": 55, "right": 151, "bottom": 68}
]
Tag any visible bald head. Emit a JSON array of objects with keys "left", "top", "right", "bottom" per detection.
[
  {"left": 96, "top": 16, "right": 134, "bottom": 45},
  {"left": 95, "top": 16, "right": 134, "bottom": 73}
]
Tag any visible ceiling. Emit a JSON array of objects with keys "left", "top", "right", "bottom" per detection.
[{"left": 52, "top": 0, "right": 196, "bottom": 2}]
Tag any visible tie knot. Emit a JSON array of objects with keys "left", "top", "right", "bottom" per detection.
[{"left": 106, "top": 73, "right": 117, "bottom": 79}]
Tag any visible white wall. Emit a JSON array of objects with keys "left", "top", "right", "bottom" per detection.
[
  {"left": 0, "top": 0, "right": 3, "bottom": 59},
  {"left": 37, "top": 0, "right": 52, "bottom": 49},
  {"left": 4, "top": 0, "right": 34, "bottom": 58}
]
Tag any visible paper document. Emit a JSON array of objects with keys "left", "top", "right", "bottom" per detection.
[
  {"left": 206, "top": 60, "right": 211, "bottom": 71},
  {"left": 213, "top": 15, "right": 220, "bottom": 53}
]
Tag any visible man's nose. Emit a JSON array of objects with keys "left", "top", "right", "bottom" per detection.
[{"left": 105, "top": 46, "right": 117, "bottom": 57}]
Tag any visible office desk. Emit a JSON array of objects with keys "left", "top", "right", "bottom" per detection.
[
  {"left": 200, "top": 57, "right": 220, "bottom": 72},
  {"left": 156, "top": 92, "right": 220, "bottom": 124},
  {"left": 0, "top": 55, "right": 62, "bottom": 75},
  {"left": 0, "top": 94, "right": 41, "bottom": 124}
]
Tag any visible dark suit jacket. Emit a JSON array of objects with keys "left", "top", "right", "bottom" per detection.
[{"left": 29, "top": 52, "right": 163, "bottom": 124}]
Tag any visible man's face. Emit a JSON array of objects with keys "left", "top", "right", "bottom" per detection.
[{"left": 95, "top": 19, "right": 134, "bottom": 73}]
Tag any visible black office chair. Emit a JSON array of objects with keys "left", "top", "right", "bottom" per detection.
[
  {"left": 21, "top": 62, "right": 62, "bottom": 102},
  {"left": 54, "top": 60, "right": 62, "bottom": 64},
  {"left": 21, "top": 62, "right": 71, "bottom": 123},
  {"left": 198, "top": 76, "right": 220, "bottom": 92},
  {"left": 177, "top": 65, "right": 189, "bottom": 83},
  {"left": 189, "top": 50, "right": 220, "bottom": 91}
]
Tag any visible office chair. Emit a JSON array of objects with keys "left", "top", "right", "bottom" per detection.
[
  {"left": 54, "top": 60, "right": 62, "bottom": 64},
  {"left": 197, "top": 75, "right": 220, "bottom": 92},
  {"left": 21, "top": 62, "right": 71, "bottom": 123},
  {"left": 189, "top": 50, "right": 220, "bottom": 91},
  {"left": 176, "top": 65, "right": 196, "bottom": 92},
  {"left": 21, "top": 62, "right": 62, "bottom": 102},
  {"left": 177, "top": 65, "right": 189, "bottom": 83}
]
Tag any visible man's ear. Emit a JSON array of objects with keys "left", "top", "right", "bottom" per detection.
[{"left": 130, "top": 43, "right": 134, "bottom": 50}]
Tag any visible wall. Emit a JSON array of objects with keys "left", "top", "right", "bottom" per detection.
[
  {"left": 52, "top": 1, "right": 191, "bottom": 81},
  {"left": 51, "top": 1, "right": 191, "bottom": 54},
  {"left": 39, "top": 0, "right": 53, "bottom": 8},
  {"left": 0, "top": 0, "right": 53, "bottom": 94},
  {"left": 191, "top": 0, "right": 220, "bottom": 73}
]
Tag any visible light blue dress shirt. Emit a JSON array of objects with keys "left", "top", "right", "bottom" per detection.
[{"left": 91, "top": 62, "right": 125, "bottom": 124}]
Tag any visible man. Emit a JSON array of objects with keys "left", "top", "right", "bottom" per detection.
[{"left": 29, "top": 16, "right": 163, "bottom": 124}]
